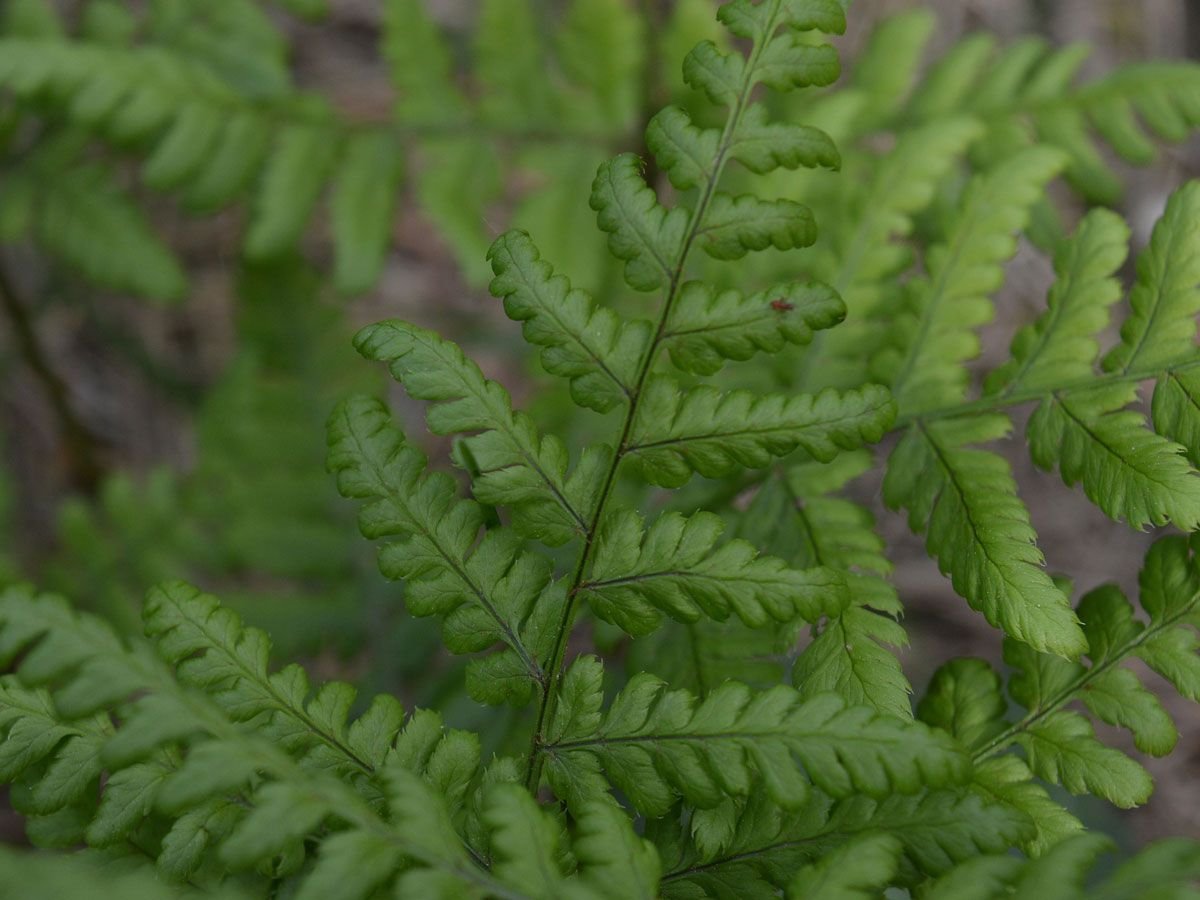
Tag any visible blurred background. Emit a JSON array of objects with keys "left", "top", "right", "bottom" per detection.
[{"left": 1, "top": 0, "right": 1198, "bottom": 852}]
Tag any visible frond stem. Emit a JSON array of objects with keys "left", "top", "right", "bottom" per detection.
[
  {"left": 894, "top": 355, "right": 1200, "bottom": 428},
  {"left": 521, "top": 4, "right": 783, "bottom": 794}
]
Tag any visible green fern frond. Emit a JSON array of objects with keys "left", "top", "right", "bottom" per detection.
[
  {"left": 898, "top": 30, "right": 1200, "bottom": 203},
  {"left": 655, "top": 789, "right": 1031, "bottom": 898},
  {"left": 920, "top": 536, "right": 1200, "bottom": 818},
  {"left": 581, "top": 508, "right": 846, "bottom": 635},
  {"left": 884, "top": 414, "right": 1086, "bottom": 658},
  {"left": 787, "top": 833, "right": 903, "bottom": 900},
  {"left": 886, "top": 146, "right": 1066, "bottom": 413},
  {"left": 488, "top": 230, "right": 649, "bottom": 413},
  {"left": 544, "top": 656, "right": 967, "bottom": 817},
  {"left": 353, "top": 322, "right": 597, "bottom": 545},
  {"left": 629, "top": 380, "right": 894, "bottom": 487},
  {"left": 326, "top": 395, "right": 554, "bottom": 704},
  {"left": 924, "top": 833, "right": 1200, "bottom": 900},
  {"left": 662, "top": 280, "right": 845, "bottom": 376}
]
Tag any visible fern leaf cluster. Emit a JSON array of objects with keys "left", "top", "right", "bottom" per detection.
[{"left": 5, "top": 1, "right": 1200, "bottom": 897}]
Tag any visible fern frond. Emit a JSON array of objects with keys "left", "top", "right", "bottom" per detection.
[
  {"left": 771, "top": 457, "right": 912, "bottom": 719},
  {"left": 3, "top": 150, "right": 186, "bottom": 301},
  {"left": 327, "top": 395, "right": 554, "bottom": 705},
  {"left": 331, "top": 132, "right": 404, "bottom": 295},
  {"left": 1028, "top": 384, "right": 1200, "bottom": 530},
  {"left": 886, "top": 146, "right": 1066, "bottom": 413},
  {"left": 655, "top": 789, "right": 1031, "bottom": 898},
  {"left": 581, "top": 508, "right": 846, "bottom": 635},
  {"left": 919, "top": 536, "right": 1200, "bottom": 818},
  {"left": 0, "top": 585, "right": 541, "bottom": 893},
  {"left": 544, "top": 657, "right": 966, "bottom": 817},
  {"left": 488, "top": 230, "right": 649, "bottom": 413},
  {"left": 986, "top": 208, "right": 1130, "bottom": 395},
  {"left": 695, "top": 192, "right": 817, "bottom": 260},
  {"left": 557, "top": 0, "right": 646, "bottom": 130},
  {"left": 629, "top": 380, "right": 894, "bottom": 487},
  {"left": 353, "top": 321, "right": 597, "bottom": 545},
  {"left": 143, "top": 582, "right": 404, "bottom": 775},
  {"left": 1106, "top": 181, "right": 1200, "bottom": 374},
  {"left": 589, "top": 153, "right": 688, "bottom": 292},
  {"left": 787, "top": 833, "right": 903, "bottom": 900},
  {"left": 662, "top": 280, "right": 844, "bottom": 376},
  {"left": 0, "top": 844, "right": 248, "bottom": 900},
  {"left": 924, "top": 834, "right": 1200, "bottom": 900},
  {"left": 884, "top": 415, "right": 1086, "bottom": 657},
  {"left": 900, "top": 33, "right": 1200, "bottom": 203},
  {"left": 628, "top": 617, "right": 794, "bottom": 697}
]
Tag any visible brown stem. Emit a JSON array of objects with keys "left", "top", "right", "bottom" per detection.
[{"left": 0, "top": 257, "right": 104, "bottom": 493}]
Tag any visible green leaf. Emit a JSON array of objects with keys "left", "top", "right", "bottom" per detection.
[
  {"left": 646, "top": 106, "right": 720, "bottom": 190},
  {"left": 884, "top": 415, "right": 1086, "bottom": 658},
  {"left": 145, "top": 581, "right": 402, "bottom": 772},
  {"left": 221, "top": 781, "right": 331, "bottom": 868},
  {"left": 754, "top": 36, "right": 840, "bottom": 92},
  {"left": 36, "top": 164, "right": 186, "bottom": 301},
  {"left": 475, "top": 0, "right": 555, "bottom": 126},
  {"left": 696, "top": 193, "right": 816, "bottom": 260},
  {"left": 327, "top": 396, "right": 553, "bottom": 704},
  {"left": 331, "top": 130, "right": 402, "bottom": 295},
  {"left": 141, "top": 104, "right": 223, "bottom": 191},
  {"left": 718, "top": 0, "right": 847, "bottom": 40},
  {"left": 1152, "top": 369, "right": 1200, "bottom": 467},
  {"left": 1027, "top": 384, "right": 1200, "bottom": 530},
  {"left": 730, "top": 104, "right": 840, "bottom": 175},
  {"left": 629, "top": 618, "right": 794, "bottom": 698},
  {"left": 183, "top": 111, "right": 271, "bottom": 211},
  {"left": 382, "top": 0, "right": 466, "bottom": 123},
  {"left": 353, "top": 321, "right": 596, "bottom": 544},
  {"left": 971, "top": 756, "right": 1084, "bottom": 856},
  {"left": 1094, "top": 838, "right": 1200, "bottom": 900},
  {"left": 547, "top": 665, "right": 967, "bottom": 816},
  {"left": 888, "top": 147, "right": 1067, "bottom": 413},
  {"left": 244, "top": 124, "right": 340, "bottom": 259},
  {"left": 795, "top": 608, "right": 911, "bottom": 720},
  {"left": 488, "top": 230, "right": 649, "bottom": 412},
  {"left": 799, "top": 117, "right": 983, "bottom": 393},
  {"left": 589, "top": 153, "right": 687, "bottom": 292},
  {"left": 481, "top": 783, "right": 569, "bottom": 895},
  {"left": 788, "top": 833, "right": 903, "bottom": 899},
  {"left": 1016, "top": 710, "right": 1152, "bottom": 808},
  {"left": 158, "top": 800, "right": 243, "bottom": 881},
  {"left": 682, "top": 41, "right": 745, "bottom": 107},
  {"left": 629, "top": 379, "right": 895, "bottom": 488},
  {"left": 571, "top": 800, "right": 661, "bottom": 900},
  {"left": 557, "top": 0, "right": 645, "bottom": 128},
  {"left": 657, "top": 789, "right": 1031, "bottom": 897},
  {"left": 1080, "top": 667, "right": 1176, "bottom": 756},
  {"left": 86, "top": 762, "right": 170, "bottom": 847},
  {"left": 294, "top": 831, "right": 403, "bottom": 900},
  {"left": 1104, "top": 181, "right": 1200, "bottom": 374},
  {"left": 662, "top": 280, "right": 844, "bottom": 376},
  {"left": 849, "top": 10, "right": 936, "bottom": 128},
  {"left": 987, "top": 208, "right": 1131, "bottom": 394},
  {"left": 582, "top": 508, "right": 846, "bottom": 635},
  {"left": 917, "top": 658, "right": 1007, "bottom": 752}
]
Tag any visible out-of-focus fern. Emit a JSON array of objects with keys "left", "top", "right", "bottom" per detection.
[{"left": 39, "top": 258, "right": 387, "bottom": 661}]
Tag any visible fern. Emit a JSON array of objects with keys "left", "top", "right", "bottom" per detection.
[{"left": 6, "top": 2, "right": 1200, "bottom": 897}]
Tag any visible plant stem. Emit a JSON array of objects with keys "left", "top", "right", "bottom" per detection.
[
  {"left": 0, "top": 254, "right": 104, "bottom": 493},
  {"left": 521, "top": 4, "right": 781, "bottom": 794},
  {"left": 894, "top": 355, "right": 1200, "bottom": 428}
]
